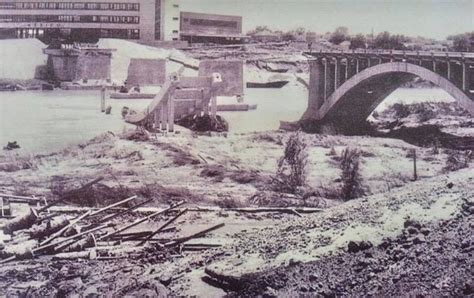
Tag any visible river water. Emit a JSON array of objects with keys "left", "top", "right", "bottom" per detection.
[{"left": 0, "top": 86, "right": 453, "bottom": 154}]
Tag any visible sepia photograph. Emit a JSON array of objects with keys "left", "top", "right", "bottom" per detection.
[{"left": 0, "top": 0, "right": 473, "bottom": 296}]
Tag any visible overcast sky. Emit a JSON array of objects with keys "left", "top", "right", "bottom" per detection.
[{"left": 180, "top": 0, "right": 473, "bottom": 40}]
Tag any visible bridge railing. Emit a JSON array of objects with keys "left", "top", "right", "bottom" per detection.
[{"left": 304, "top": 48, "right": 474, "bottom": 59}]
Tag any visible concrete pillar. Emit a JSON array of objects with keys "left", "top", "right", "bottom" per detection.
[
  {"left": 154, "top": 109, "right": 160, "bottom": 130},
  {"left": 344, "top": 59, "right": 349, "bottom": 81},
  {"left": 160, "top": 102, "right": 168, "bottom": 131},
  {"left": 432, "top": 60, "right": 437, "bottom": 73},
  {"left": 326, "top": 60, "right": 335, "bottom": 96},
  {"left": 356, "top": 59, "right": 360, "bottom": 73},
  {"left": 334, "top": 58, "right": 341, "bottom": 89},
  {"left": 210, "top": 96, "right": 217, "bottom": 117},
  {"left": 462, "top": 62, "right": 467, "bottom": 91},
  {"left": 168, "top": 96, "right": 175, "bottom": 132},
  {"left": 323, "top": 58, "right": 329, "bottom": 99},
  {"left": 307, "top": 59, "right": 326, "bottom": 113},
  {"left": 100, "top": 87, "right": 106, "bottom": 112},
  {"left": 195, "top": 89, "right": 204, "bottom": 117},
  {"left": 447, "top": 60, "right": 451, "bottom": 80},
  {"left": 367, "top": 58, "right": 371, "bottom": 67}
]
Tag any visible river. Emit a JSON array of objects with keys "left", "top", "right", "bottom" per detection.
[{"left": 0, "top": 86, "right": 453, "bottom": 154}]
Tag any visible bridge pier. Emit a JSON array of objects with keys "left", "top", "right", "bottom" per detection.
[
  {"left": 461, "top": 62, "right": 468, "bottom": 91},
  {"left": 305, "top": 59, "right": 327, "bottom": 116},
  {"left": 447, "top": 60, "right": 452, "bottom": 80},
  {"left": 334, "top": 58, "right": 341, "bottom": 89}
]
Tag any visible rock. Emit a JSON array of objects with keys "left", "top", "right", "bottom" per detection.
[
  {"left": 309, "top": 273, "right": 318, "bottom": 282},
  {"left": 347, "top": 241, "right": 373, "bottom": 253},
  {"left": 463, "top": 281, "right": 474, "bottom": 295},
  {"left": 407, "top": 226, "right": 419, "bottom": 235},
  {"left": 3, "top": 141, "right": 20, "bottom": 150},
  {"left": 446, "top": 182, "right": 454, "bottom": 189},
  {"left": 412, "top": 235, "right": 425, "bottom": 244},
  {"left": 159, "top": 274, "right": 172, "bottom": 287},
  {"left": 404, "top": 219, "right": 422, "bottom": 230},
  {"left": 420, "top": 228, "right": 430, "bottom": 236}
]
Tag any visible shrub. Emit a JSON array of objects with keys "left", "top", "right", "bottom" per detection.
[
  {"left": 416, "top": 105, "right": 436, "bottom": 122},
  {"left": 340, "top": 147, "right": 364, "bottom": 200},
  {"left": 443, "top": 149, "right": 471, "bottom": 172},
  {"left": 274, "top": 132, "right": 308, "bottom": 193},
  {"left": 392, "top": 103, "right": 410, "bottom": 119}
]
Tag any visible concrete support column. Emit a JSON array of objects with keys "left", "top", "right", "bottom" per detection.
[
  {"left": 168, "top": 96, "right": 175, "bottom": 132},
  {"left": 154, "top": 109, "right": 160, "bottom": 130},
  {"left": 210, "top": 96, "right": 217, "bottom": 117},
  {"left": 356, "top": 58, "right": 360, "bottom": 73},
  {"left": 323, "top": 58, "right": 329, "bottom": 99},
  {"left": 367, "top": 58, "right": 371, "bottom": 67},
  {"left": 344, "top": 59, "right": 349, "bottom": 81},
  {"left": 432, "top": 60, "right": 437, "bottom": 73},
  {"left": 160, "top": 102, "right": 168, "bottom": 131},
  {"left": 462, "top": 62, "right": 467, "bottom": 91},
  {"left": 327, "top": 60, "right": 335, "bottom": 95},
  {"left": 447, "top": 60, "right": 451, "bottom": 80},
  {"left": 334, "top": 58, "right": 341, "bottom": 89},
  {"left": 307, "top": 59, "right": 327, "bottom": 114}
]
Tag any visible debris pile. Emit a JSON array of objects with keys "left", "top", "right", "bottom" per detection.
[
  {"left": 0, "top": 193, "right": 226, "bottom": 264},
  {"left": 176, "top": 114, "right": 229, "bottom": 132}
]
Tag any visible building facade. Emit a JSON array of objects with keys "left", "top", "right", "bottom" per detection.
[
  {"left": 0, "top": 0, "right": 180, "bottom": 44},
  {"left": 180, "top": 11, "right": 244, "bottom": 44}
]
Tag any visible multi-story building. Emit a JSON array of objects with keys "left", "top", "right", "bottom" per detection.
[
  {"left": 0, "top": 0, "right": 180, "bottom": 44},
  {"left": 179, "top": 11, "right": 244, "bottom": 44}
]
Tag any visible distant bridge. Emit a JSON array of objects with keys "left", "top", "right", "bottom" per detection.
[{"left": 301, "top": 49, "right": 474, "bottom": 133}]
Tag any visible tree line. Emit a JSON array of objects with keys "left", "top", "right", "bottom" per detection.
[{"left": 247, "top": 25, "right": 473, "bottom": 52}]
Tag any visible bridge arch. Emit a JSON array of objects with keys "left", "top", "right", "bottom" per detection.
[{"left": 302, "top": 62, "right": 474, "bottom": 133}]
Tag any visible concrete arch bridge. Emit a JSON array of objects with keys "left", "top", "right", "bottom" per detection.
[{"left": 301, "top": 50, "right": 474, "bottom": 134}]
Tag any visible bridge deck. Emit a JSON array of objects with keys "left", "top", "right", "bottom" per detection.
[{"left": 304, "top": 49, "right": 474, "bottom": 62}]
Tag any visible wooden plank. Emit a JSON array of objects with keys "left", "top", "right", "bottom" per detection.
[
  {"left": 97, "top": 201, "right": 185, "bottom": 241},
  {"left": 165, "top": 223, "right": 225, "bottom": 247},
  {"left": 89, "top": 196, "right": 137, "bottom": 217},
  {"left": 137, "top": 208, "right": 188, "bottom": 245}
]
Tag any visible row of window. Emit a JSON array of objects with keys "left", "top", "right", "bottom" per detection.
[
  {"left": 185, "top": 18, "right": 239, "bottom": 29},
  {"left": 0, "top": 2, "right": 139, "bottom": 11},
  {"left": 15, "top": 27, "right": 140, "bottom": 39},
  {"left": 0, "top": 14, "right": 139, "bottom": 24}
]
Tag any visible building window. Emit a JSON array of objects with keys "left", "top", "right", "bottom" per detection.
[
  {"left": 172, "top": 30, "right": 179, "bottom": 34},
  {"left": 173, "top": 17, "right": 179, "bottom": 21},
  {"left": 0, "top": 2, "right": 140, "bottom": 11},
  {"left": 155, "top": 0, "right": 161, "bottom": 40}
]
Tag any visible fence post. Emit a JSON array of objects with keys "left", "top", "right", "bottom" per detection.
[
  {"left": 100, "top": 86, "right": 106, "bottom": 112},
  {"left": 412, "top": 149, "right": 417, "bottom": 181}
]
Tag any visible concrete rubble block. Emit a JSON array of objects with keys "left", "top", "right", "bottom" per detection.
[
  {"left": 127, "top": 58, "right": 167, "bottom": 86},
  {"left": 198, "top": 60, "right": 244, "bottom": 97}
]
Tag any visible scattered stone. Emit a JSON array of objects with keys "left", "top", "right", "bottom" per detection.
[
  {"left": 3, "top": 141, "right": 20, "bottom": 150},
  {"left": 347, "top": 241, "right": 373, "bottom": 253},
  {"left": 404, "top": 218, "right": 422, "bottom": 230}
]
